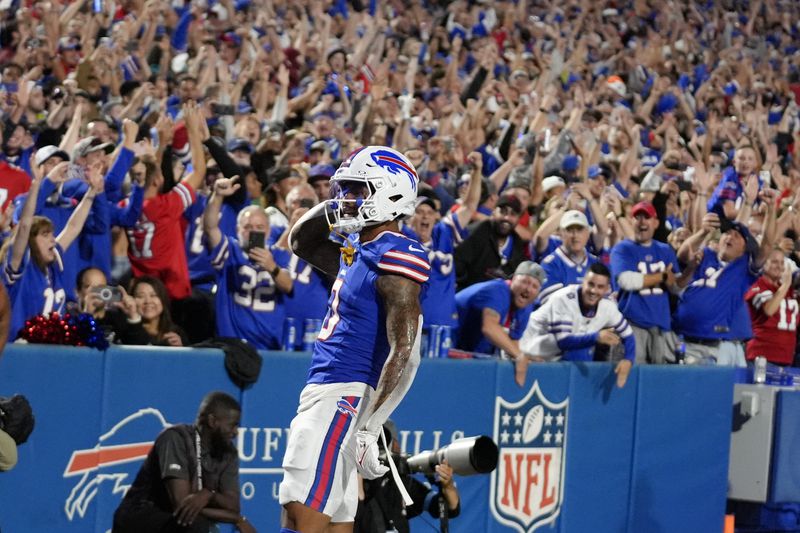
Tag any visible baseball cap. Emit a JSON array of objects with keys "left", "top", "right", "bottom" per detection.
[
  {"left": 560, "top": 210, "right": 589, "bottom": 229},
  {"left": 542, "top": 175, "right": 566, "bottom": 193},
  {"left": 727, "top": 221, "right": 759, "bottom": 256},
  {"left": 72, "top": 137, "right": 114, "bottom": 160},
  {"left": 514, "top": 261, "right": 547, "bottom": 284},
  {"left": 496, "top": 193, "right": 523, "bottom": 214},
  {"left": 562, "top": 155, "right": 580, "bottom": 172},
  {"left": 606, "top": 75, "right": 627, "bottom": 97},
  {"left": 587, "top": 165, "right": 603, "bottom": 179},
  {"left": 227, "top": 137, "right": 254, "bottom": 154},
  {"left": 506, "top": 166, "right": 532, "bottom": 191},
  {"left": 308, "top": 164, "right": 335, "bottom": 183},
  {"left": 309, "top": 140, "right": 328, "bottom": 153},
  {"left": 631, "top": 201, "right": 657, "bottom": 219},
  {"left": 35, "top": 145, "right": 69, "bottom": 166}
]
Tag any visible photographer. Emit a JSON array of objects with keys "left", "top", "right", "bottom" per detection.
[
  {"left": 75, "top": 267, "right": 151, "bottom": 345},
  {"left": 355, "top": 422, "right": 460, "bottom": 533}
]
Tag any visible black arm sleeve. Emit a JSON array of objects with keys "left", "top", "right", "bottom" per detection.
[
  {"left": 204, "top": 137, "right": 244, "bottom": 179},
  {"left": 498, "top": 123, "right": 517, "bottom": 162},
  {"left": 204, "top": 137, "right": 248, "bottom": 205},
  {"left": 161, "top": 145, "right": 176, "bottom": 192},
  {"left": 651, "top": 191, "right": 670, "bottom": 243},
  {"left": 460, "top": 67, "right": 488, "bottom": 105}
]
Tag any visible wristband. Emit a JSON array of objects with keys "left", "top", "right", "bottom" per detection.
[{"left": 270, "top": 265, "right": 281, "bottom": 278}]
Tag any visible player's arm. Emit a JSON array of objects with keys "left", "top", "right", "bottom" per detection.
[
  {"left": 360, "top": 274, "right": 423, "bottom": 433},
  {"left": 288, "top": 202, "right": 342, "bottom": 278}
]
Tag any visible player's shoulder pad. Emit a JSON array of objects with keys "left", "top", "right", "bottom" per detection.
[{"left": 369, "top": 232, "right": 431, "bottom": 283}]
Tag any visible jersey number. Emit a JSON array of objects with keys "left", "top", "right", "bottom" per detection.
[
  {"left": 637, "top": 261, "right": 666, "bottom": 295},
  {"left": 287, "top": 255, "right": 313, "bottom": 285},
  {"left": 43, "top": 288, "right": 66, "bottom": 315},
  {"left": 777, "top": 299, "right": 799, "bottom": 331},
  {"left": 189, "top": 216, "right": 205, "bottom": 255},
  {"left": 128, "top": 221, "right": 155, "bottom": 258},
  {"left": 234, "top": 265, "right": 275, "bottom": 311},
  {"left": 318, "top": 278, "right": 344, "bottom": 341}
]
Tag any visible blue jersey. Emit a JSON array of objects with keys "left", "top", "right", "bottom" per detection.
[
  {"left": 401, "top": 216, "right": 464, "bottom": 329},
  {"left": 284, "top": 253, "right": 332, "bottom": 345},
  {"left": 185, "top": 194, "right": 215, "bottom": 290},
  {"left": 538, "top": 247, "right": 599, "bottom": 304},
  {"left": 674, "top": 248, "right": 759, "bottom": 340},
  {"left": 609, "top": 239, "right": 678, "bottom": 330},
  {"left": 455, "top": 279, "right": 533, "bottom": 354},
  {"left": 4, "top": 244, "right": 68, "bottom": 338},
  {"left": 308, "top": 231, "right": 430, "bottom": 388},
  {"left": 187, "top": 195, "right": 244, "bottom": 291},
  {"left": 210, "top": 236, "right": 291, "bottom": 349}
]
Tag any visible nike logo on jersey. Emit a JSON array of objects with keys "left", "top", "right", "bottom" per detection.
[{"left": 408, "top": 244, "right": 425, "bottom": 253}]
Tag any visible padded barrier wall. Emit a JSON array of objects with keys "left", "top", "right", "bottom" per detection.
[{"left": 0, "top": 345, "right": 734, "bottom": 533}]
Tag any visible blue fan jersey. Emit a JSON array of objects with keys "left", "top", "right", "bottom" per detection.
[
  {"left": 538, "top": 247, "right": 599, "bottom": 304},
  {"left": 283, "top": 253, "right": 333, "bottom": 348},
  {"left": 455, "top": 279, "right": 533, "bottom": 354},
  {"left": 5, "top": 244, "right": 68, "bottom": 338},
  {"left": 674, "top": 248, "right": 759, "bottom": 340},
  {"left": 210, "top": 236, "right": 291, "bottom": 349},
  {"left": 609, "top": 239, "right": 679, "bottom": 331},
  {"left": 401, "top": 216, "right": 464, "bottom": 329},
  {"left": 308, "top": 231, "right": 430, "bottom": 389}
]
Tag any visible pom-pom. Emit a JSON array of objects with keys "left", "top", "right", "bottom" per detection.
[{"left": 18, "top": 312, "right": 108, "bottom": 350}]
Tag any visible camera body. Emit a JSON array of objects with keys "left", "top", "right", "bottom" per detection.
[{"left": 90, "top": 285, "right": 123, "bottom": 308}]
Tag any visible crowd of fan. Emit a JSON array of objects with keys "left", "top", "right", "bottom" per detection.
[{"left": 2, "top": 0, "right": 800, "bottom": 367}]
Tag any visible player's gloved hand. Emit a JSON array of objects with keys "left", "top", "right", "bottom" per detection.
[{"left": 354, "top": 430, "right": 389, "bottom": 480}]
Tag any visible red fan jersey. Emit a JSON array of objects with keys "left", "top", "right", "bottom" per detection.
[
  {"left": 126, "top": 183, "right": 195, "bottom": 300},
  {"left": 745, "top": 275, "right": 798, "bottom": 365},
  {"left": 0, "top": 161, "right": 30, "bottom": 211}
]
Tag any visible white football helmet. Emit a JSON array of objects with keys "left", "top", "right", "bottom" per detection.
[{"left": 325, "top": 146, "right": 420, "bottom": 234}]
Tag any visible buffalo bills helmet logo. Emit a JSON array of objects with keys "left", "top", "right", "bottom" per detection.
[{"left": 370, "top": 149, "right": 418, "bottom": 192}]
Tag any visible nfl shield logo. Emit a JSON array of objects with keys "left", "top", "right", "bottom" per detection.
[{"left": 490, "top": 381, "right": 568, "bottom": 532}]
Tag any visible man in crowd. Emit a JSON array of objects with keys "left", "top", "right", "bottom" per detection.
[
  {"left": 538, "top": 210, "right": 599, "bottom": 304},
  {"left": 675, "top": 195, "right": 777, "bottom": 366},
  {"left": 126, "top": 103, "right": 206, "bottom": 302},
  {"left": 454, "top": 193, "right": 528, "bottom": 290},
  {"left": 610, "top": 201, "right": 692, "bottom": 364},
  {"left": 203, "top": 176, "right": 293, "bottom": 350},
  {"left": 455, "top": 261, "right": 546, "bottom": 386},
  {"left": 112, "top": 391, "right": 256, "bottom": 533},
  {"left": 519, "top": 263, "right": 635, "bottom": 388}
]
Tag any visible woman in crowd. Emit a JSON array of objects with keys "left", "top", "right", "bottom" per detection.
[
  {"left": 2, "top": 159, "right": 102, "bottom": 338},
  {"left": 129, "top": 276, "right": 189, "bottom": 347}
]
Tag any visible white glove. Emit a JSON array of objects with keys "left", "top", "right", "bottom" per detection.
[{"left": 354, "top": 430, "right": 389, "bottom": 480}]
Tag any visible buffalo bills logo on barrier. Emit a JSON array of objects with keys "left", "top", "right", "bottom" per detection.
[
  {"left": 370, "top": 149, "right": 418, "bottom": 191},
  {"left": 63, "top": 408, "right": 170, "bottom": 521},
  {"left": 490, "top": 381, "right": 568, "bottom": 533}
]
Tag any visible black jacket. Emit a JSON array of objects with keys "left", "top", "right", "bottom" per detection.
[{"left": 454, "top": 220, "right": 528, "bottom": 291}]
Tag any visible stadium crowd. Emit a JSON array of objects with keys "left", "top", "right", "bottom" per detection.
[{"left": 1, "top": 0, "right": 800, "bottom": 369}]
